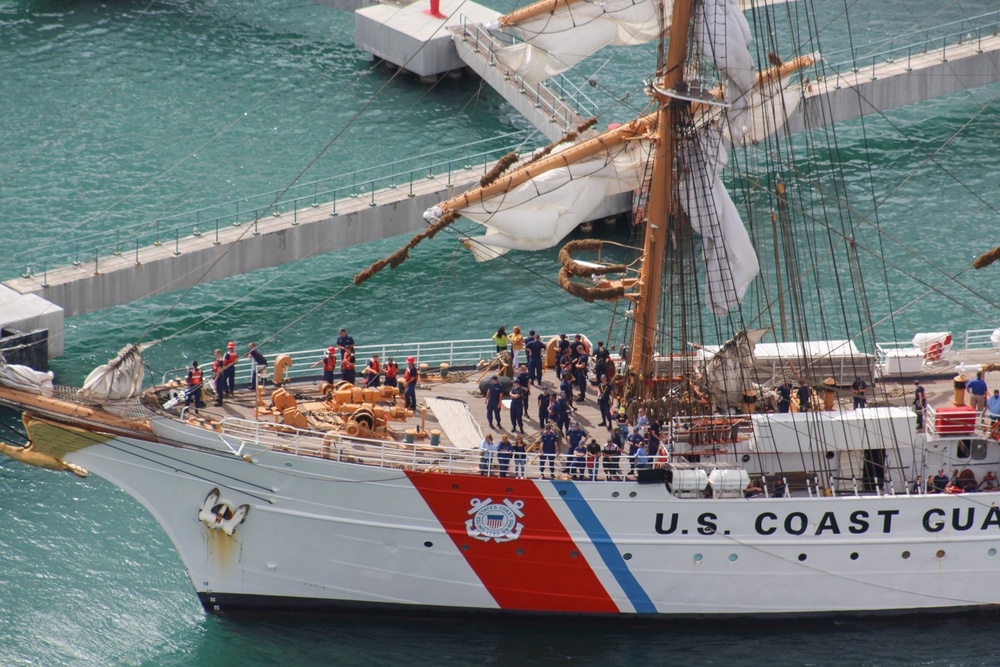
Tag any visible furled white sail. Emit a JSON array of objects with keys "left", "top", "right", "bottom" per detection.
[
  {"left": 701, "top": 328, "right": 770, "bottom": 407},
  {"left": 489, "top": 0, "right": 780, "bottom": 85},
  {"left": 78, "top": 344, "right": 148, "bottom": 402},
  {"left": 678, "top": 126, "right": 759, "bottom": 316},
  {"left": 445, "top": 140, "right": 651, "bottom": 261},
  {"left": 0, "top": 353, "right": 54, "bottom": 395},
  {"left": 695, "top": 0, "right": 754, "bottom": 142},
  {"left": 490, "top": 0, "right": 665, "bottom": 85}
]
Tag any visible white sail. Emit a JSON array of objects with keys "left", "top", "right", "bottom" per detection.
[
  {"left": 451, "top": 140, "right": 651, "bottom": 261},
  {"left": 0, "top": 353, "right": 54, "bottom": 395},
  {"left": 490, "top": 0, "right": 781, "bottom": 85},
  {"left": 701, "top": 328, "right": 770, "bottom": 407},
  {"left": 678, "top": 126, "right": 759, "bottom": 316},
  {"left": 491, "top": 0, "right": 665, "bottom": 85},
  {"left": 695, "top": 0, "right": 754, "bottom": 142},
  {"left": 78, "top": 344, "right": 148, "bottom": 402}
]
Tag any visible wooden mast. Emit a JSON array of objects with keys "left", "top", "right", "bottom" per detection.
[{"left": 626, "top": 0, "right": 693, "bottom": 399}]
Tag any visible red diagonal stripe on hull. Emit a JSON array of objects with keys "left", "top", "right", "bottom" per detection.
[{"left": 406, "top": 470, "right": 618, "bottom": 613}]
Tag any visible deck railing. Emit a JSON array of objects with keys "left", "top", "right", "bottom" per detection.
[
  {"left": 227, "top": 334, "right": 586, "bottom": 385},
  {"left": 217, "top": 416, "right": 649, "bottom": 480},
  {"left": 875, "top": 328, "right": 996, "bottom": 372}
]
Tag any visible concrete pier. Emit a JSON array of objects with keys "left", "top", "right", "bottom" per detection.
[
  {"left": 355, "top": 0, "right": 496, "bottom": 78},
  {"left": 788, "top": 33, "right": 1000, "bottom": 135}
]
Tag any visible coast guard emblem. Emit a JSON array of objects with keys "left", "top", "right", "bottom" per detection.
[{"left": 466, "top": 497, "right": 524, "bottom": 543}]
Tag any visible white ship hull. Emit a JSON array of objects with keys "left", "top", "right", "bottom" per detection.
[{"left": 61, "top": 423, "right": 1000, "bottom": 618}]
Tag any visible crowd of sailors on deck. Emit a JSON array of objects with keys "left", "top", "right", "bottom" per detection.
[
  {"left": 909, "top": 469, "right": 1000, "bottom": 494},
  {"left": 474, "top": 328, "right": 670, "bottom": 480}
]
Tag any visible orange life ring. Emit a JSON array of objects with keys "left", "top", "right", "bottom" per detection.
[{"left": 925, "top": 342, "right": 943, "bottom": 361}]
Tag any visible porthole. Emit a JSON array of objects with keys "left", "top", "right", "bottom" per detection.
[
  {"left": 741, "top": 454, "right": 751, "bottom": 463},
  {"left": 623, "top": 553, "right": 633, "bottom": 561},
  {"left": 825, "top": 451, "right": 835, "bottom": 460},
  {"left": 559, "top": 489, "right": 567, "bottom": 496},
  {"left": 693, "top": 553, "right": 703, "bottom": 562},
  {"left": 629, "top": 491, "right": 637, "bottom": 498},
  {"left": 797, "top": 553, "right": 807, "bottom": 562},
  {"left": 451, "top": 484, "right": 460, "bottom": 490},
  {"left": 460, "top": 544, "right": 470, "bottom": 552},
  {"left": 902, "top": 551, "right": 911, "bottom": 560},
  {"left": 423, "top": 541, "right": 433, "bottom": 548},
  {"left": 569, "top": 551, "right": 579, "bottom": 559},
  {"left": 284, "top": 462, "right": 293, "bottom": 467},
  {"left": 850, "top": 552, "right": 859, "bottom": 561},
  {"left": 936, "top": 549, "right": 946, "bottom": 559},
  {"left": 728, "top": 554, "right": 738, "bottom": 562},
  {"left": 612, "top": 491, "right": 620, "bottom": 498},
  {"left": 989, "top": 548, "right": 997, "bottom": 558},
  {"left": 506, "top": 487, "right": 513, "bottom": 493},
  {"left": 515, "top": 548, "right": 525, "bottom": 556}
]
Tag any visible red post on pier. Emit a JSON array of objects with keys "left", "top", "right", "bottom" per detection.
[{"left": 424, "top": 0, "right": 446, "bottom": 19}]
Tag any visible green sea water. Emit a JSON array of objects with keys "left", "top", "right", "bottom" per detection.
[{"left": 3, "top": 0, "right": 1000, "bottom": 663}]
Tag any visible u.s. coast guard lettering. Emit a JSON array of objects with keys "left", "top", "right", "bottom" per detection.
[
  {"left": 466, "top": 497, "right": 524, "bottom": 543},
  {"left": 654, "top": 506, "right": 1000, "bottom": 536}
]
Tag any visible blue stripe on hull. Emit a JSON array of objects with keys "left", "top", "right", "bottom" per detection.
[{"left": 552, "top": 480, "right": 656, "bottom": 613}]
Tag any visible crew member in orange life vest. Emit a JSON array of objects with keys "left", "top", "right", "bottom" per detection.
[
  {"left": 311, "top": 347, "right": 337, "bottom": 384},
  {"left": 185, "top": 361, "right": 205, "bottom": 412},
  {"left": 341, "top": 345, "right": 357, "bottom": 385},
  {"left": 384, "top": 357, "right": 398, "bottom": 388},
  {"left": 363, "top": 353, "right": 381, "bottom": 388},
  {"left": 212, "top": 348, "right": 225, "bottom": 407},
  {"left": 403, "top": 356, "right": 418, "bottom": 409},
  {"left": 222, "top": 342, "right": 238, "bottom": 396}
]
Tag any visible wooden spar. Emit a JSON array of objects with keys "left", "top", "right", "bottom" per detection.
[
  {"left": 435, "top": 114, "right": 655, "bottom": 215},
  {"left": 627, "top": 0, "right": 693, "bottom": 397},
  {"left": 689, "top": 54, "right": 817, "bottom": 114},
  {"left": 498, "top": 0, "right": 587, "bottom": 27},
  {"left": 436, "top": 53, "right": 813, "bottom": 217},
  {"left": 756, "top": 54, "right": 816, "bottom": 87}
]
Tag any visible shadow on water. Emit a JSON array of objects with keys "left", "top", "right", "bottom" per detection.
[{"left": 150, "top": 612, "right": 1000, "bottom": 667}]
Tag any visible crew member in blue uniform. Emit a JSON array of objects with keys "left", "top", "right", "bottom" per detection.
[
  {"left": 560, "top": 372, "right": 575, "bottom": 413},
  {"left": 554, "top": 334, "right": 569, "bottom": 378},
  {"left": 626, "top": 430, "right": 644, "bottom": 478},
  {"left": 403, "top": 356, "right": 418, "bottom": 409},
  {"left": 185, "top": 361, "right": 205, "bottom": 413},
  {"left": 851, "top": 376, "right": 868, "bottom": 410},
  {"left": 525, "top": 331, "right": 545, "bottom": 385},
  {"left": 574, "top": 350, "right": 589, "bottom": 400},
  {"left": 509, "top": 379, "right": 526, "bottom": 433},
  {"left": 537, "top": 387, "right": 551, "bottom": 426},
  {"left": 566, "top": 421, "right": 588, "bottom": 460},
  {"left": 796, "top": 381, "right": 811, "bottom": 412},
  {"left": 211, "top": 349, "right": 225, "bottom": 406},
  {"left": 515, "top": 365, "right": 531, "bottom": 417},
  {"left": 553, "top": 391, "right": 570, "bottom": 432},
  {"left": 597, "top": 374, "right": 613, "bottom": 427},
  {"left": 222, "top": 342, "right": 238, "bottom": 396},
  {"left": 336, "top": 328, "right": 354, "bottom": 360},
  {"left": 247, "top": 342, "right": 267, "bottom": 389},
  {"left": 593, "top": 341, "right": 610, "bottom": 384},
  {"left": 539, "top": 424, "right": 559, "bottom": 479},
  {"left": 776, "top": 382, "right": 791, "bottom": 413},
  {"left": 485, "top": 375, "right": 504, "bottom": 429}
]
